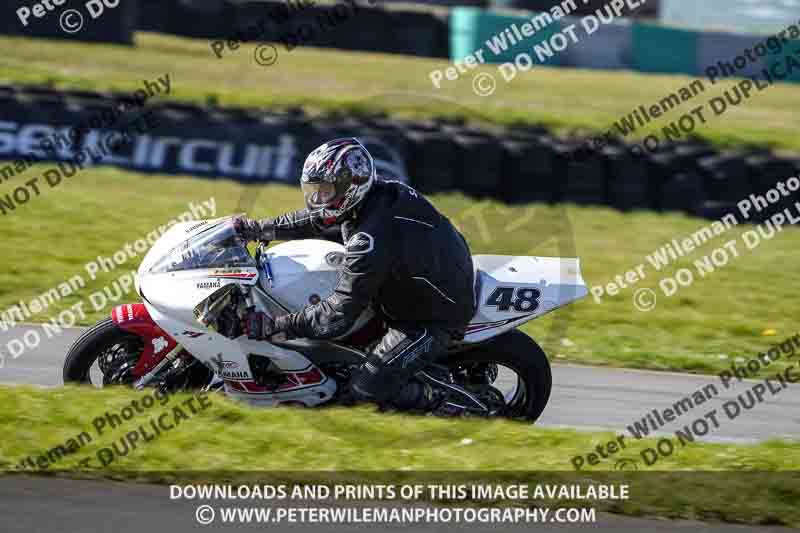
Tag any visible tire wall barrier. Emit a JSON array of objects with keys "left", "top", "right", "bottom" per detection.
[
  {"left": 1, "top": 0, "right": 449, "bottom": 58},
  {"left": 141, "top": 0, "right": 450, "bottom": 59},
  {"left": 450, "top": 8, "right": 800, "bottom": 81},
  {"left": 1, "top": 0, "right": 138, "bottom": 45},
  {"left": 1, "top": 86, "right": 798, "bottom": 222},
  {"left": 5, "top": 0, "right": 795, "bottom": 81},
  {"left": 9, "top": 0, "right": 795, "bottom": 81}
]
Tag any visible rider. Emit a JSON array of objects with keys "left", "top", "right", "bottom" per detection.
[{"left": 233, "top": 137, "right": 476, "bottom": 413}]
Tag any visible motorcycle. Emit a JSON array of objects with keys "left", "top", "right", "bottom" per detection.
[{"left": 63, "top": 215, "right": 587, "bottom": 420}]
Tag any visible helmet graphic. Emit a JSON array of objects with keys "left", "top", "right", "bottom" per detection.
[{"left": 300, "top": 137, "right": 375, "bottom": 221}]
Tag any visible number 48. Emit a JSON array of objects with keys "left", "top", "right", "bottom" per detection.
[{"left": 486, "top": 287, "right": 541, "bottom": 312}]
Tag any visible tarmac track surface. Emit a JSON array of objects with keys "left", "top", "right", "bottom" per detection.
[{"left": 2, "top": 324, "right": 798, "bottom": 444}]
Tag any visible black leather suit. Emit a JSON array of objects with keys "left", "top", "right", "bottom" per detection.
[{"left": 260, "top": 181, "right": 476, "bottom": 407}]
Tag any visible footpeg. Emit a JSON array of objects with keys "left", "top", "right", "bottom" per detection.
[{"left": 417, "top": 371, "right": 489, "bottom": 415}]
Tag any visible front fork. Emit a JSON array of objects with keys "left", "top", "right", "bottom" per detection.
[{"left": 133, "top": 343, "right": 186, "bottom": 390}]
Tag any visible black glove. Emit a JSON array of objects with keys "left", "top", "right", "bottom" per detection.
[
  {"left": 233, "top": 217, "right": 275, "bottom": 242},
  {"left": 242, "top": 309, "right": 277, "bottom": 340}
]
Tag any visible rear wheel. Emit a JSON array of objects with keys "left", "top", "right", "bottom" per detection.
[{"left": 447, "top": 329, "right": 552, "bottom": 422}]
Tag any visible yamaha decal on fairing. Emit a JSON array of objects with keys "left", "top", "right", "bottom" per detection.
[
  {"left": 209, "top": 270, "right": 259, "bottom": 281},
  {"left": 220, "top": 369, "right": 250, "bottom": 380},
  {"left": 185, "top": 221, "right": 208, "bottom": 233}
]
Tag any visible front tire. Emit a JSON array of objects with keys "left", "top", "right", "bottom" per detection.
[
  {"left": 448, "top": 329, "right": 552, "bottom": 422},
  {"left": 63, "top": 318, "right": 143, "bottom": 386}
]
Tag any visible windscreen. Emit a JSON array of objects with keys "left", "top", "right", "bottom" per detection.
[{"left": 149, "top": 219, "right": 256, "bottom": 274}]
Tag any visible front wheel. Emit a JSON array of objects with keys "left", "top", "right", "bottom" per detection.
[
  {"left": 447, "top": 329, "right": 552, "bottom": 422},
  {"left": 63, "top": 318, "right": 213, "bottom": 390},
  {"left": 63, "top": 318, "right": 144, "bottom": 386}
]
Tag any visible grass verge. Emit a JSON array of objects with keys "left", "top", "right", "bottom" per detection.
[
  {"left": 0, "top": 385, "right": 798, "bottom": 526},
  {"left": 1, "top": 167, "right": 799, "bottom": 376},
  {"left": 0, "top": 33, "right": 799, "bottom": 151}
]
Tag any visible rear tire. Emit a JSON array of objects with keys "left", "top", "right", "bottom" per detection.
[
  {"left": 63, "top": 318, "right": 142, "bottom": 386},
  {"left": 448, "top": 329, "right": 552, "bottom": 422}
]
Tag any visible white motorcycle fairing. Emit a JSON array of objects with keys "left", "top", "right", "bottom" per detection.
[
  {"left": 135, "top": 217, "right": 587, "bottom": 406},
  {"left": 136, "top": 217, "right": 338, "bottom": 406},
  {"left": 466, "top": 255, "right": 588, "bottom": 343}
]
